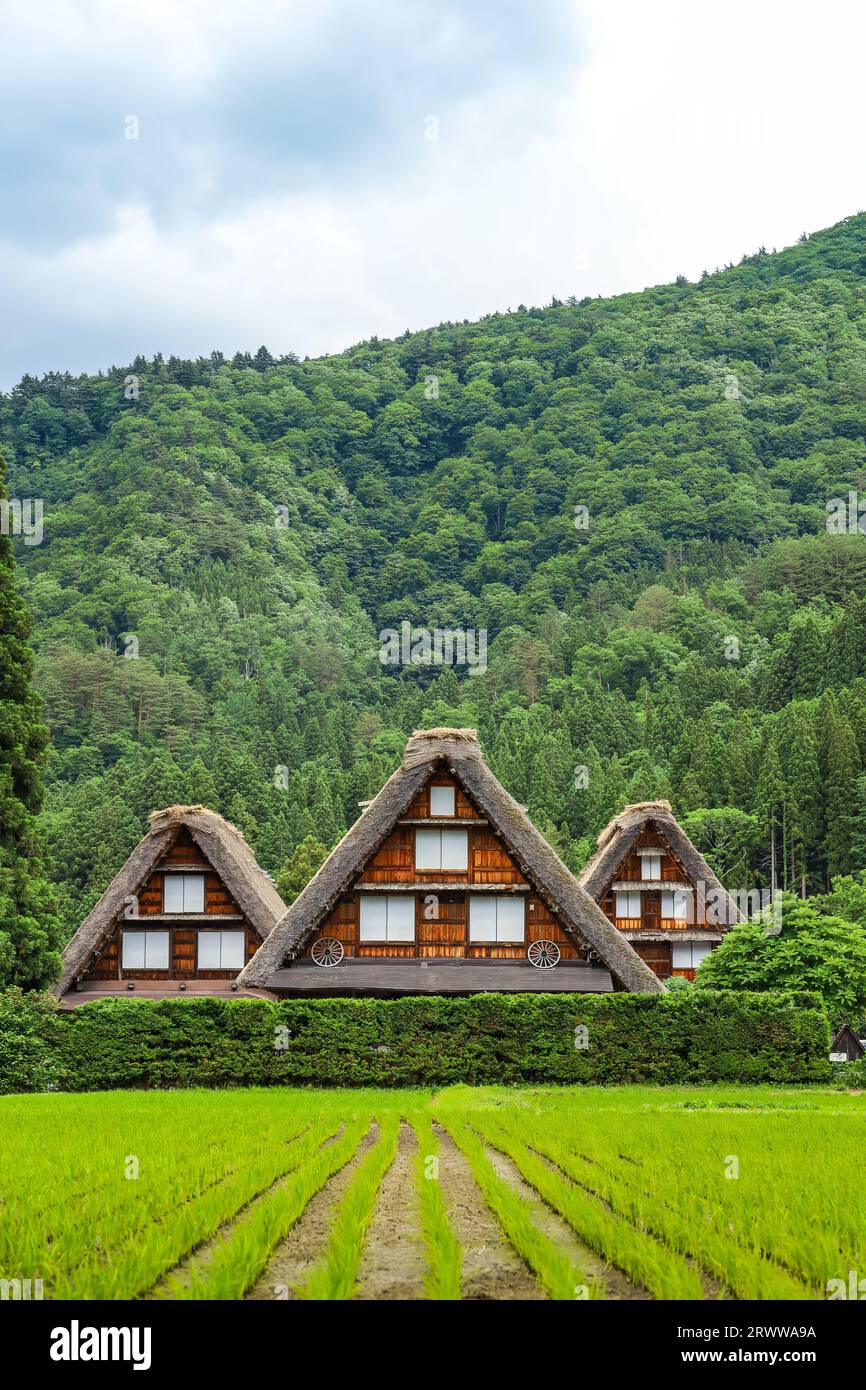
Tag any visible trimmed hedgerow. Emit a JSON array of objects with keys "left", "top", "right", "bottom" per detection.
[
  {"left": 29, "top": 988, "right": 832, "bottom": 1092},
  {"left": 0, "top": 988, "right": 65, "bottom": 1094}
]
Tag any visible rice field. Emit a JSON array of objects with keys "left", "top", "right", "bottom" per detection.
[{"left": 1, "top": 1085, "right": 863, "bottom": 1301}]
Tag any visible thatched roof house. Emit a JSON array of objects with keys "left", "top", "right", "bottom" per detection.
[
  {"left": 579, "top": 800, "right": 742, "bottom": 980},
  {"left": 55, "top": 806, "right": 287, "bottom": 1004},
  {"left": 237, "top": 729, "right": 664, "bottom": 995}
]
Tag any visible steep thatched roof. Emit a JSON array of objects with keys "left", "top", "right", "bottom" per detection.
[
  {"left": 55, "top": 806, "right": 287, "bottom": 996},
  {"left": 579, "top": 801, "right": 743, "bottom": 927},
  {"left": 237, "top": 729, "right": 664, "bottom": 993}
]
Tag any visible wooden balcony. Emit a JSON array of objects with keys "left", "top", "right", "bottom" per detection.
[{"left": 612, "top": 915, "right": 721, "bottom": 935}]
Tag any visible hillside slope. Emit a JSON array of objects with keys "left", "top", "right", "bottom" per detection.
[{"left": 4, "top": 213, "right": 866, "bottom": 933}]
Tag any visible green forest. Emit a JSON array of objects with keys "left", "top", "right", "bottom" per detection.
[{"left": 5, "top": 212, "right": 866, "bottom": 990}]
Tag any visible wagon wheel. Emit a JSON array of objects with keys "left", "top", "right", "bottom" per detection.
[
  {"left": 527, "top": 939, "right": 560, "bottom": 969},
  {"left": 311, "top": 937, "right": 344, "bottom": 968}
]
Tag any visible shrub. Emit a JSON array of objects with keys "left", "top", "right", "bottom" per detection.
[
  {"left": 696, "top": 900, "right": 866, "bottom": 1028},
  {"left": 41, "top": 988, "right": 831, "bottom": 1092},
  {"left": 0, "top": 988, "right": 65, "bottom": 1094},
  {"left": 829, "top": 1058, "right": 866, "bottom": 1089}
]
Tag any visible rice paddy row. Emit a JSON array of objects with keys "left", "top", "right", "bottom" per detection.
[{"left": 1, "top": 1085, "right": 862, "bottom": 1301}]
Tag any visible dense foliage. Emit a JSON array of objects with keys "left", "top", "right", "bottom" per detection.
[
  {"left": 4, "top": 215, "right": 866, "bottom": 943},
  {"left": 697, "top": 898, "right": 866, "bottom": 1027},
  {"left": 44, "top": 990, "right": 828, "bottom": 1090},
  {"left": 0, "top": 455, "right": 61, "bottom": 987},
  {"left": 0, "top": 988, "right": 63, "bottom": 1093}
]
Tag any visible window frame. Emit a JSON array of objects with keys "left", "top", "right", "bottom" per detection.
[
  {"left": 615, "top": 889, "right": 642, "bottom": 919},
  {"left": 163, "top": 872, "right": 205, "bottom": 914},
  {"left": 672, "top": 941, "right": 713, "bottom": 970},
  {"left": 414, "top": 827, "right": 468, "bottom": 872},
  {"left": 662, "top": 888, "right": 691, "bottom": 922},
  {"left": 468, "top": 894, "right": 525, "bottom": 944},
  {"left": 428, "top": 784, "right": 456, "bottom": 817},
  {"left": 358, "top": 894, "right": 416, "bottom": 943},
  {"left": 197, "top": 929, "right": 246, "bottom": 970},
  {"left": 121, "top": 929, "right": 170, "bottom": 970}
]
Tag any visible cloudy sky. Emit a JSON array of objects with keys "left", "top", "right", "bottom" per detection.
[{"left": 1, "top": 0, "right": 865, "bottom": 389}]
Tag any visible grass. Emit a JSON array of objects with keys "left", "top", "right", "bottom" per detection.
[
  {"left": 1, "top": 1084, "right": 862, "bottom": 1301},
  {"left": 298, "top": 1114, "right": 400, "bottom": 1299},
  {"left": 440, "top": 1113, "right": 601, "bottom": 1299},
  {"left": 410, "top": 1112, "right": 462, "bottom": 1299},
  {"left": 465, "top": 1109, "right": 704, "bottom": 1299}
]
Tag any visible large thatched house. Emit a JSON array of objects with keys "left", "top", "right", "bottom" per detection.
[
  {"left": 235, "top": 729, "right": 663, "bottom": 996},
  {"left": 579, "top": 801, "right": 742, "bottom": 979},
  {"left": 55, "top": 806, "right": 287, "bottom": 1006}
]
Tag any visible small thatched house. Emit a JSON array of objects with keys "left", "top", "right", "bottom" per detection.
[
  {"left": 579, "top": 801, "right": 742, "bottom": 980},
  {"left": 55, "top": 806, "right": 287, "bottom": 1006},
  {"left": 236, "top": 729, "right": 663, "bottom": 996}
]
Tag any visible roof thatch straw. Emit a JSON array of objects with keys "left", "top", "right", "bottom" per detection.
[
  {"left": 55, "top": 806, "right": 287, "bottom": 996},
  {"left": 579, "top": 802, "right": 743, "bottom": 926},
  {"left": 237, "top": 729, "right": 664, "bottom": 993}
]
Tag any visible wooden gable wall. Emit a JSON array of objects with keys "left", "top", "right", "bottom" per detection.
[
  {"left": 306, "top": 773, "right": 583, "bottom": 960},
  {"left": 595, "top": 818, "right": 725, "bottom": 980},
  {"left": 598, "top": 820, "right": 703, "bottom": 930},
  {"left": 81, "top": 828, "right": 262, "bottom": 982}
]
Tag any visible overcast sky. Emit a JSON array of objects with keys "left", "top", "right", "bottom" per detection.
[{"left": 2, "top": 0, "right": 865, "bottom": 389}]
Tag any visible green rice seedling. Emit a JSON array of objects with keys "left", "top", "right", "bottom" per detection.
[
  {"left": 409, "top": 1111, "right": 461, "bottom": 1300},
  {"left": 164, "top": 1116, "right": 372, "bottom": 1300},
  {"left": 439, "top": 1115, "right": 603, "bottom": 1301},
  {"left": 0, "top": 1091, "right": 326, "bottom": 1297},
  {"left": 299, "top": 1113, "right": 401, "bottom": 1300},
  {"left": 129, "top": 1119, "right": 341, "bottom": 1300},
  {"left": 473, "top": 1112, "right": 704, "bottom": 1300},
  {"left": 513, "top": 1106, "right": 816, "bottom": 1298},
  {"left": 3, "top": 1085, "right": 865, "bottom": 1301}
]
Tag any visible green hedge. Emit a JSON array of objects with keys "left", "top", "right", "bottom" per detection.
[
  {"left": 19, "top": 988, "right": 830, "bottom": 1091},
  {"left": 0, "top": 988, "right": 64, "bottom": 1094}
]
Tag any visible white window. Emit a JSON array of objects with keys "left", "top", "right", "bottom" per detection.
[
  {"left": 122, "top": 930, "right": 169, "bottom": 969},
  {"left": 429, "top": 785, "right": 456, "bottom": 816},
  {"left": 469, "top": 895, "right": 525, "bottom": 943},
  {"left": 662, "top": 889, "right": 692, "bottom": 922},
  {"left": 359, "top": 895, "right": 415, "bottom": 942},
  {"left": 672, "top": 941, "right": 714, "bottom": 970},
  {"left": 164, "top": 873, "right": 205, "bottom": 913},
  {"left": 415, "top": 827, "right": 468, "bottom": 872},
  {"left": 615, "top": 890, "right": 641, "bottom": 919},
  {"left": 198, "top": 930, "right": 246, "bottom": 969},
  {"left": 641, "top": 854, "right": 660, "bottom": 880}
]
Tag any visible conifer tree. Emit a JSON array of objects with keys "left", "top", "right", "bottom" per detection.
[
  {"left": 276, "top": 834, "right": 328, "bottom": 905},
  {"left": 754, "top": 735, "right": 788, "bottom": 890},
  {"left": 824, "top": 712, "right": 859, "bottom": 880},
  {"left": 0, "top": 455, "right": 62, "bottom": 988},
  {"left": 776, "top": 705, "right": 822, "bottom": 889}
]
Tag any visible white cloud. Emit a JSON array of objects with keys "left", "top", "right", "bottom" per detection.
[{"left": 2, "top": 0, "right": 866, "bottom": 386}]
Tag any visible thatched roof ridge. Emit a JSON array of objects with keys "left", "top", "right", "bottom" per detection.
[
  {"left": 595, "top": 800, "right": 673, "bottom": 851},
  {"left": 579, "top": 802, "right": 743, "bottom": 925},
  {"left": 404, "top": 727, "right": 480, "bottom": 769},
  {"left": 55, "top": 806, "right": 287, "bottom": 996},
  {"left": 238, "top": 730, "right": 664, "bottom": 993}
]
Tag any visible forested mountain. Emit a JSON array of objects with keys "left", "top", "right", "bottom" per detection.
[
  {"left": 5, "top": 212, "right": 866, "bottom": 942},
  {"left": 0, "top": 457, "right": 60, "bottom": 986}
]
